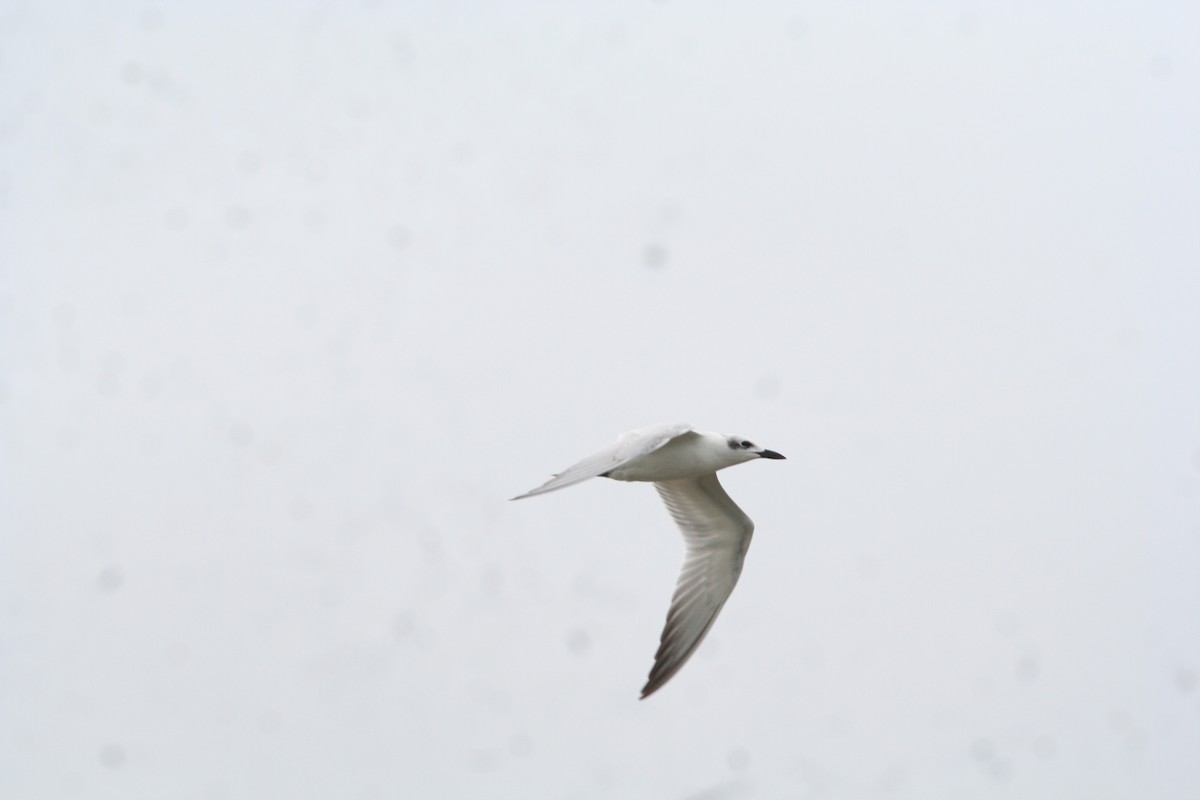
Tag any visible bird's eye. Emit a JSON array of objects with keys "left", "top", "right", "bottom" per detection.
[{"left": 740, "top": 440, "right": 753, "bottom": 449}]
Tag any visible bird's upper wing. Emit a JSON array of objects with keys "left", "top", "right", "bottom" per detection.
[
  {"left": 641, "top": 472, "right": 754, "bottom": 699},
  {"left": 510, "top": 423, "right": 695, "bottom": 500}
]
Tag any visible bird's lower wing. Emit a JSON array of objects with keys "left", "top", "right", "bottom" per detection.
[
  {"left": 641, "top": 473, "right": 754, "bottom": 699},
  {"left": 510, "top": 423, "right": 694, "bottom": 500}
]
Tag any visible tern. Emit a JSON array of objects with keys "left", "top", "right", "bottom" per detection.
[{"left": 511, "top": 423, "right": 785, "bottom": 699}]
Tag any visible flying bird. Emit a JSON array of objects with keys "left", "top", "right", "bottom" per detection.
[{"left": 511, "top": 423, "right": 785, "bottom": 699}]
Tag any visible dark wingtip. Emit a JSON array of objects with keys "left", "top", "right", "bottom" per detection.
[{"left": 640, "top": 666, "right": 673, "bottom": 700}]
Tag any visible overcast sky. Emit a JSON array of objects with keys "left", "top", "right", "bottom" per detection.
[{"left": 3, "top": 2, "right": 1199, "bottom": 798}]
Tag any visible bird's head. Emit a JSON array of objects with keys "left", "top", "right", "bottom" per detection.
[{"left": 725, "top": 436, "right": 786, "bottom": 463}]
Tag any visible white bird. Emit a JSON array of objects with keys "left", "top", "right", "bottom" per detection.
[{"left": 511, "top": 423, "right": 785, "bottom": 699}]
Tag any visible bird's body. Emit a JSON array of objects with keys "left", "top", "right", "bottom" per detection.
[
  {"left": 511, "top": 423, "right": 785, "bottom": 699},
  {"left": 606, "top": 430, "right": 754, "bottom": 482}
]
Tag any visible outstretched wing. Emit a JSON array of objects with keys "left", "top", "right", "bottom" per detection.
[
  {"left": 641, "top": 472, "right": 755, "bottom": 699},
  {"left": 510, "top": 423, "right": 694, "bottom": 500}
]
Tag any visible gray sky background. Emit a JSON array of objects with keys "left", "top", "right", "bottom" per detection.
[{"left": 3, "top": 2, "right": 1199, "bottom": 798}]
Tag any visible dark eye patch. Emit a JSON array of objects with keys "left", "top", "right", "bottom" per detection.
[{"left": 740, "top": 440, "right": 753, "bottom": 449}]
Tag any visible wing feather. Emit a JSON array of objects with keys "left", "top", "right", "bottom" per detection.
[
  {"left": 510, "top": 423, "right": 694, "bottom": 500},
  {"left": 641, "top": 473, "right": 754, "bottom": 698}
]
